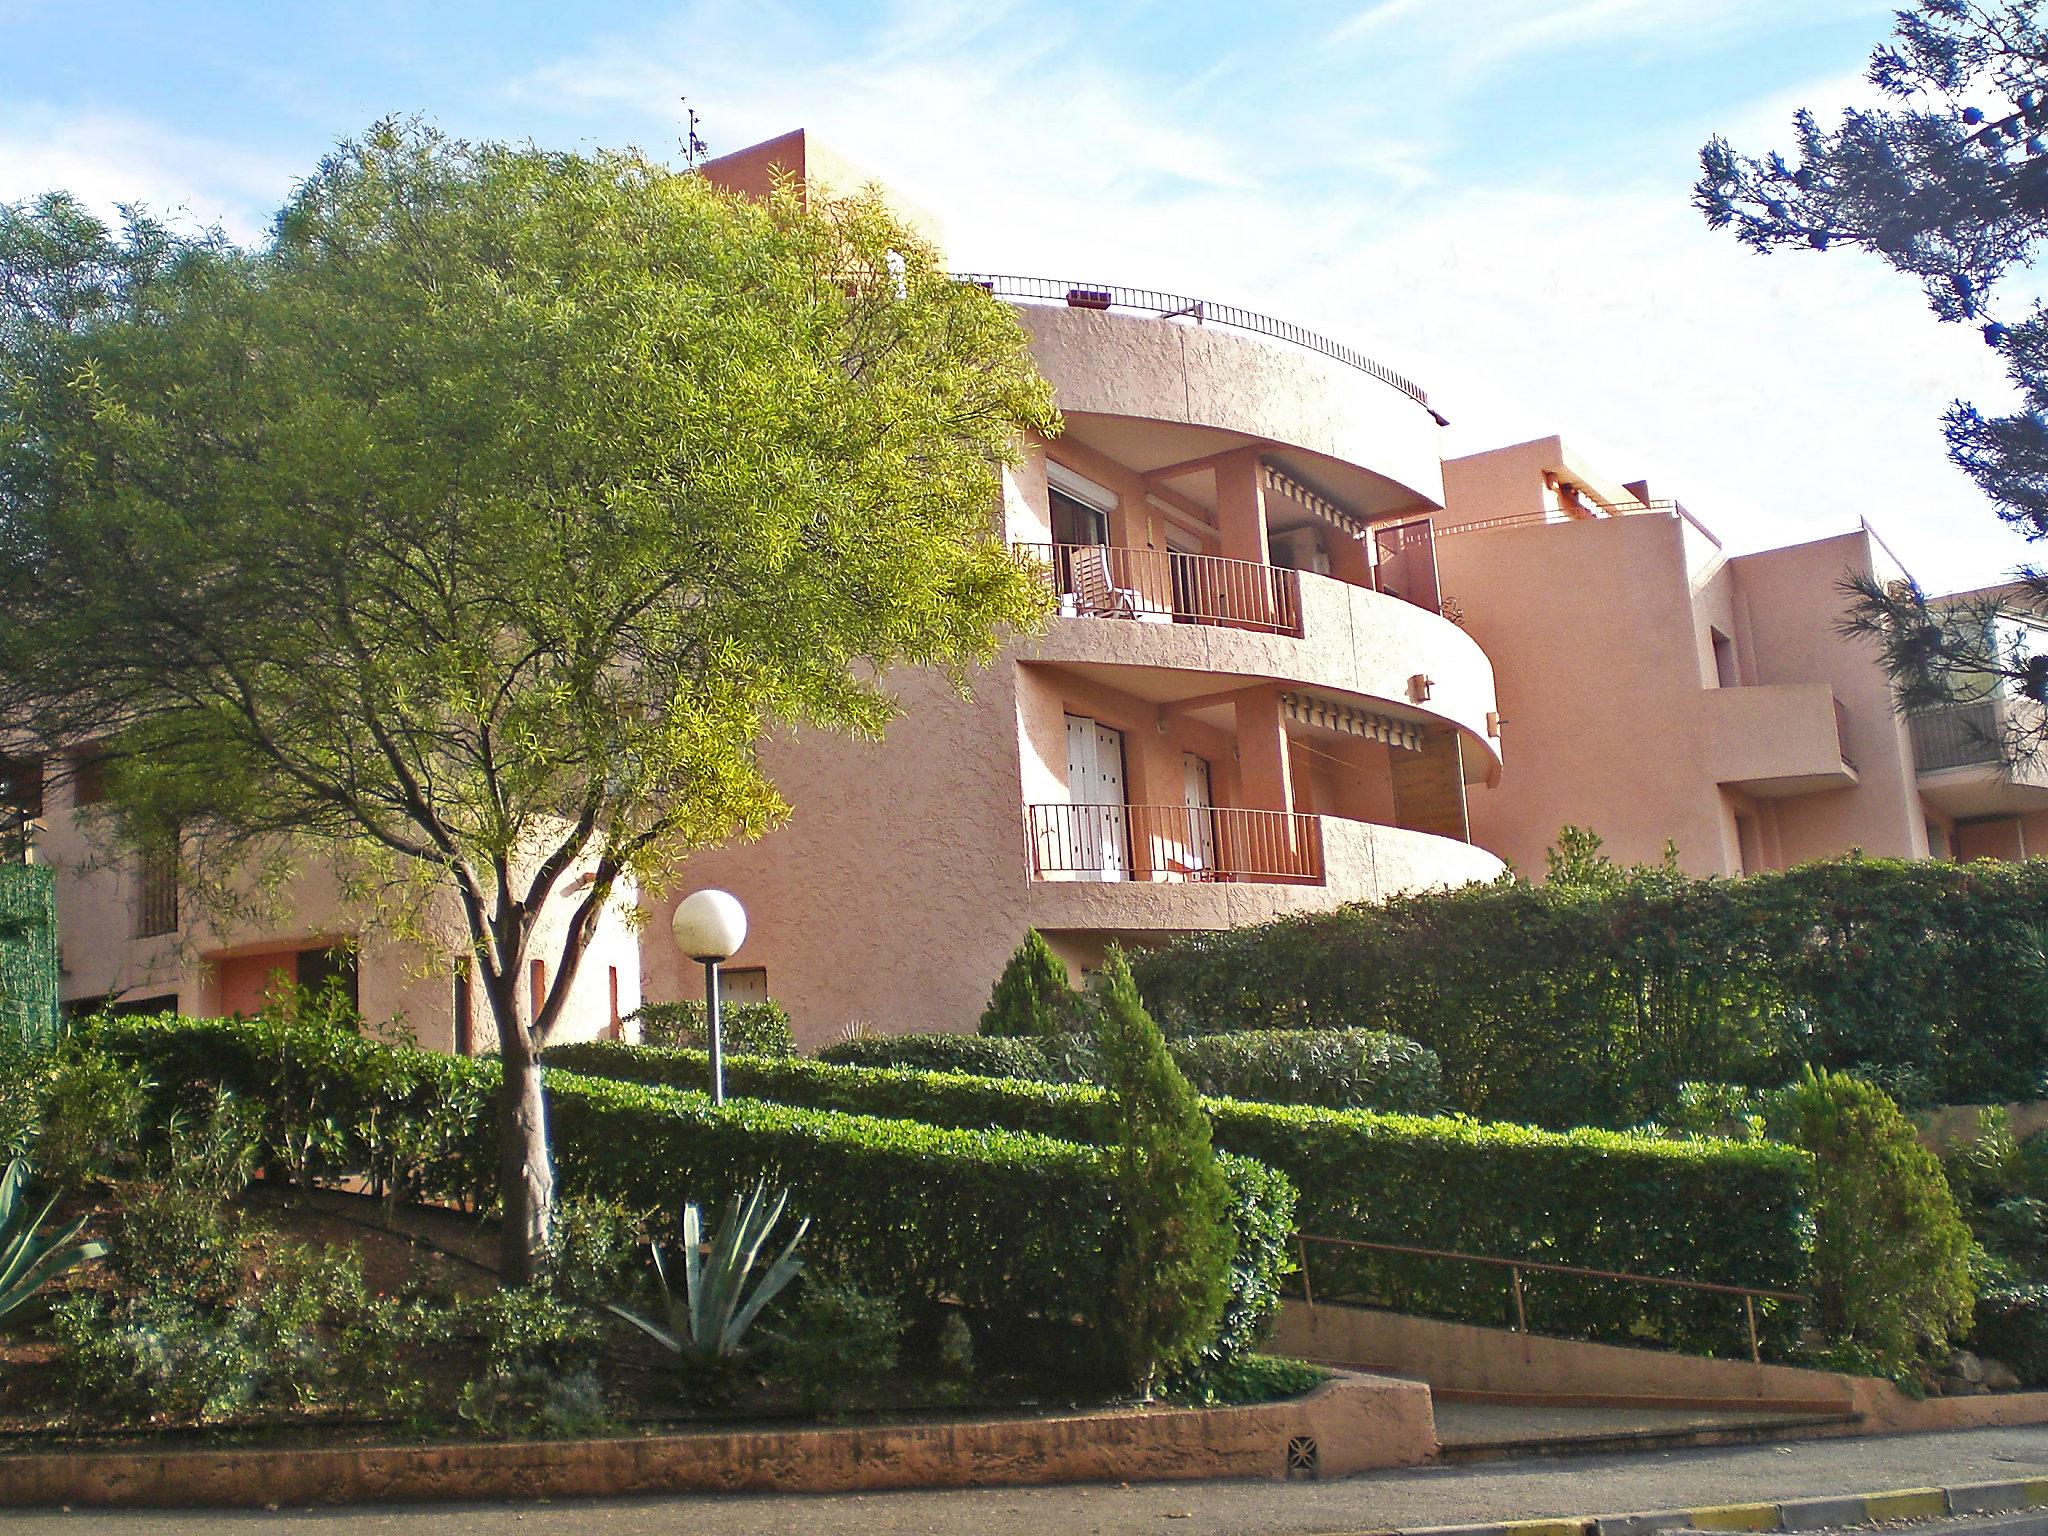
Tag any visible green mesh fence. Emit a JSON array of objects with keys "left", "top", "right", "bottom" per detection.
[{"left": 0, "top": 864, "right": 59, "bottom": 1046}]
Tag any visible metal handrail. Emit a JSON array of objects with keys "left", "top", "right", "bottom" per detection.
[
  {"left": 1295, "top": 1232, "right": 1807, "bottom": 1364},
  {"left": 956, "top": 273, "right": 1440, "bottom": 421},
  {"left": 1017, "top": 541, "right": 1304, "bottom": 637}
]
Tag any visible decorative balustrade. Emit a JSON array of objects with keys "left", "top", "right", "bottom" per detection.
[
  {"left": 1017, "top": 542, "right": 1304, "bottom": 637},
  {"left": 1025, "top": 802, "right": 1324, "bottom": 885}
]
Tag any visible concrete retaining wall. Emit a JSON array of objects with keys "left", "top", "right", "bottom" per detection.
[{"left": 0, "top": 1369, "right": 1436, "bottom": 1508}]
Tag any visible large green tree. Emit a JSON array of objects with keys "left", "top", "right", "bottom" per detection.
[
  {"left": 0, "top": 121, "right": 1057, "bottom": 1280},
  {"left": 1696, "top": 1, "right": 2048, "bottom": 743}
]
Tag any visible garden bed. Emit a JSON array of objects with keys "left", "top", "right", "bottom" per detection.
[{"left": 0, "top": 1179, "right": 1321, "bottom": 1450}]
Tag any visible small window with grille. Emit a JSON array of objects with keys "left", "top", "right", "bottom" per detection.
[{"left": 134, "top": 841, "right": 178, "bottom": 939}]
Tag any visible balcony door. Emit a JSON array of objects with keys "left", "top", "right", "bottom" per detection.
[
  {"left": 1063, "top": 713, "right": 1128, "bottom": 881},
  {"left": 1182, "top": 753, "right": 1216, "bottom": 876}
]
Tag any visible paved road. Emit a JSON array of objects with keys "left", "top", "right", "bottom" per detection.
[{"left": 14, "top": 1426, "right": 2048, "bottom": 1536}]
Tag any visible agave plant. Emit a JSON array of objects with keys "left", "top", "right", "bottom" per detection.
[
  {"left": 0, "top": 1158, "right": 106, "bottom": 1322},
  {"left": 609, "top": 1181, "right": 807, "bottom": 1362}
]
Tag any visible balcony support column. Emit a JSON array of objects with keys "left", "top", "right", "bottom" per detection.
[
  {"left": 1234, "top": 688, "right": 1296, "bottom": 818},
  {"left": 1213, "top": 449, "right": 1272, "bottom": 568}
]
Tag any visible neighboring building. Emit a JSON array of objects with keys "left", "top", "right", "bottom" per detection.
[
  {"left": 19, "top": 745, "right": 641, "bottom": 1051},
  {"left": 1439, "top": 435, "right": 1937, "bottom": 877},
  {"left": 15, "top": 129, "right": 2022, "bottom": 1052}
]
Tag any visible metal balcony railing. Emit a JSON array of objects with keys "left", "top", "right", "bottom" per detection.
[
  {"left": 956, "top": 273, "right": 1441, "bottom": 421},
  {"left": 1018, "top": 542, "right": 1305, "bottom": 637},
  {"left": 1910, "top": 701, "right": 2003, "bottom": 772},
  {"left": 1026, "top": 802, "right": 1325, "bottom": 885}
]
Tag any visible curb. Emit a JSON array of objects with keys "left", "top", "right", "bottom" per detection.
[{"left": 1384, "top": 1476, "right": 2048, "bottom": 1536}]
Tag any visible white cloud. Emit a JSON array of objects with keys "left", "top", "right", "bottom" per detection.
[
  {"left": 507, "top": 11, "right": 2037, "bottom": 591},
  {"left": 0, "top": 106, "right": 290, "bottom": 241}
]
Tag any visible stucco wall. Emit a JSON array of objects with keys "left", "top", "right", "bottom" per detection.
[
  {"left": 1442, "top": 514, "right": 1737, "bottom": 876},
  {"left": 1730, "top": 531, "right": 1927, "bottom": 864},
  {"left": 1016, "top": 307, "right": 1444, "bottom": 512},
  {"left": 36, "top": 774, "right": 638, "bottom": 1049}
]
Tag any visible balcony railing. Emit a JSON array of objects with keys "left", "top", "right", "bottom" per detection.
[
  {"left": 1019, "top": 542, "right": 1304, "bottom": 637},
  {"left": 1910, "top": 700, "right": 2003, "bottom": 773},
  {"left": 1026, "top": 802, "right": 1325, "bottom": 885},
  {"left": 955, "top": 273, "right": 1440, "bottom": 421}
]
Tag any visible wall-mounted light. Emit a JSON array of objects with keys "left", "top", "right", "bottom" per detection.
[{"left": 1408, "top": 674, "right": 1434, "bottom": 704}]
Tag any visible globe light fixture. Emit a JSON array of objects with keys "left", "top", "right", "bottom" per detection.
[{"left": 671, "top": 889, "right": 748, "bottom": 1105}]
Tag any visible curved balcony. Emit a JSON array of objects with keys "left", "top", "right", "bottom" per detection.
[
  {"left": 1006, "top": 302, "right": 1444, "bottom": 513},
  {"left": 1020, "top": 557, "right": 1502, "bottom": 775},
  {"left": 1021, "top": 812, "right": 1504, "bottom": 934}
]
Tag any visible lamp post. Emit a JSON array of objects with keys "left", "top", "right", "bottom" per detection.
[{"left": 671, "top": 889, "right": 748, "bottom": 1105}]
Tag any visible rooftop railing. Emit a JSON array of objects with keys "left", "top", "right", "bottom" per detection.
[{"left": 957, "top": 273, "right": 1442, "bottom": 422}]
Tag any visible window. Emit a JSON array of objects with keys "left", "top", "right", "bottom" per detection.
[
  {"left": 0, "top": 756, "right": 42, "bottom": 820},
  {"left": 71, "top": 748, "right": 109, "bottom": 806},
  {"left": 298, "top": 944, "right": 359, "bottom": 1012},
  {"left": 529, "top": 958, "right": 546, "bottom": 1023},
  {"left": 607, "top": 965, "right": 622, "bottom": 1041},
  {"left": 133, "top": 842, "right": 178, "bottom": 938},
  {"left": 721, "top": 966, "right": 769, "bottom": 1006},
  {"left": 1049, "top": 487, "right": 1108, "bottom": 548}
]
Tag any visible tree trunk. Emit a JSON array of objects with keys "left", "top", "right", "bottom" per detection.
[{"left": 495, "top": 1007, "right": 556, "bottom": 1285}]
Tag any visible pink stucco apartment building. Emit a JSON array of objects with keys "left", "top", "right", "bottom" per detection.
[{"left": 11, "top": 130, "right": 2027, "bottom": 1049}]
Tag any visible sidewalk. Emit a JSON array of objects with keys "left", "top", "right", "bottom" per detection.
[{"left": 14, "top": 1424, "right": 2048, "bottom": 1536}]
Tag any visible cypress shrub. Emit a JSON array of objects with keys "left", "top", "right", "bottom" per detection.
[
  {"left": 979, "top": 930, "right": 1075, "bottom": 1039},
  {"left": 1091, "top": 948, "right": 1233, "bottom": 1394}
]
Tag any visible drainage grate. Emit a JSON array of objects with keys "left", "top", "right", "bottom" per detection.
[{"left": 1286, "top": 1435, "right": 1319, "bottom": 1479}]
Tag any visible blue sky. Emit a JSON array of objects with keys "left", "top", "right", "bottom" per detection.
[{"left": 4, "top": 0, "right": 2033, "bottom": 591}]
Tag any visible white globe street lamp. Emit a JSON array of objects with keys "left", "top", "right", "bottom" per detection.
[{"left": 671, "top": 889, "right": 748, "bottom": 1105}]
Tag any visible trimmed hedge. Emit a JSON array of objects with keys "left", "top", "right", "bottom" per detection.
[
  {"left": 544, "top": 1039, "right": 1813, "bottom": 1355},
  {"left": 1169, "top": 1028, "right": 1443, "bottom": 1113},
  {"left": 820, "top": 1033, "right": 1060, "bottom": 1081},
  {"left": 632, "top": 998, "right": 795, "bottom": 1058},
  {"left": 1130, "top": 852, "right": 2048, "bottom": 1126},
  {"left": 818, "top": 1027, "right": 1445, "bottom": 1114},
  {"left": 88, "top": 1015, "right": 1294, "bottom": 1372}
]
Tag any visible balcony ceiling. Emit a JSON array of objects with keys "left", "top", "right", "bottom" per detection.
[
  {"left": 1060, "top": 410, "right": 1438, "bottom": 525},
  {"left": 1038, "top": 659, "right": 1440, "bottom": 738},
  {"left": 1918, "top": 763, "right": 2048, "bottom": 818}
]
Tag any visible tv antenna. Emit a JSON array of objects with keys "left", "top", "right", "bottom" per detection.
[{"left": 681, "top": 100, "right": 708, "bottom": 169}]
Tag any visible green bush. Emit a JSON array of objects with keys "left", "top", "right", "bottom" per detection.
[
  {"left": 632, "top": 998, "right": 795, "bottom": 1058},
  {"left": 980, "top": 930, "right": 1075, "bottom": 1039},
  {"left": 1130, "top": 840, "right": 2048, "bottom": 1126},
  {"left": 817, "top": 1033, "right": 1058, "bottom": 1080},
  {"left": 1167, "top": 1028, "right": 1443, "bottom": 1114},
  {"left": 761, "top": 1276, "right": 905, "bottom": 1415},
  {"left": 1770, "top": 1071, "right": 1974, "bottom": 1377},
  {"left": 89, "top": 1013, "right": 1294, "bottom": 1379},
  {"left": 1093, "top": 948, "right": 1233, "bottom": 1394},
  {"left": 544, "top": 1038, "right": 1811, "bottom": 1356}
]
